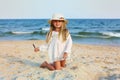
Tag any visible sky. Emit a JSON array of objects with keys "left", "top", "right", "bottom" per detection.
[{"left": 0, "top": 0, "right": 120, "bottom": 19}]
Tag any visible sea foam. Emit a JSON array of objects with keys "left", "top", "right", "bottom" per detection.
[
  {"left": 12, "top": 31, "right": 34, "bottom": 34},
  {"left": 102, "top": 32, "right": 120, "bottom": 37}
]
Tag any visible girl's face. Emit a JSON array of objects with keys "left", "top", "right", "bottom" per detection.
[{"left": 52, "top": 20, "right": 64, "bottom": 28}]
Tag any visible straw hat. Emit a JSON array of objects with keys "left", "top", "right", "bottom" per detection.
[{"left": 48, "top": 13, "right": 68, "bottom": 24}]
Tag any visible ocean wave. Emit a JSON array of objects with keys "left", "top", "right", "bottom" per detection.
[
  {"left": 71, "top": 34, "right": 88, "bottom": 38},
  {"left": 2, "top": 30, "right": 120, "bottom": 40},
  {"left": 11, "top": 31, "right": 34, "bottom": 34},
  {"left": 72, "top": 34, "right": 111, "bottom": 39},
  {"left": 71, "top": 31, "right": 120, "bottom": 39},
  {"left": 6, "top": 31, "right": 47, "bottom": 35},
  {"left": 78, "top": 31, "right": 101, "bottom": 35},
  {"left": 102, "top": 32, "right": 120, "bottom": 37}
]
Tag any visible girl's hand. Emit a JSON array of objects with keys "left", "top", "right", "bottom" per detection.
[
  {"left": 63, "top": 52, "right": 68, "bottom": 60},
  {"left": 34, "top": 47, "right": 40, "bottom": 52}
]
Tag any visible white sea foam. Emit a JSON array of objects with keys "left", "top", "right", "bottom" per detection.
[
  {"left": 102, "top": 32, "right": 120, "bottom": 37},
  {"left": 12, "top": 31, "right": 34, "bottom": 34},
  {"left": 72, "top": 34, "right": 88, "bottom": 38},
  {"left": 41, "top": 27, "right": 49, "bottom": 31}
]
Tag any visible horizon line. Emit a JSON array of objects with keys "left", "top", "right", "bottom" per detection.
[{"left": 0, "top": 18, "right": 120, "bottom": 19}]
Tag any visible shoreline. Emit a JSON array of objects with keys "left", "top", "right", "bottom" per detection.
[
  {"left": 1, "top": 39, "right": 120, "bottom": 47},
  {"left": 0, "top": 40, "right": 120, "bottom": 80}
]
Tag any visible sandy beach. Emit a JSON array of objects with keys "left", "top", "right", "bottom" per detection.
[{"left": 0, "top": 40, "right": 120, "bottom": 80}]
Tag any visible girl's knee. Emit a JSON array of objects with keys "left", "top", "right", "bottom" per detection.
[
  {"left": 60, "top": 60, "right": 66, "bottom": 67},
  {"left": 54, "top": 61, "right": 62, "bottom": 70}
]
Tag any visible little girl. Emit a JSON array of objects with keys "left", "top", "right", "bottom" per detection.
[{"left": 34, "top": 13, "right": 72, "bottom": 70}]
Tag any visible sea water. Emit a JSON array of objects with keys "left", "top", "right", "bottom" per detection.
[{"left": 0, "top": 19, "right": 120, "bottom": 46}]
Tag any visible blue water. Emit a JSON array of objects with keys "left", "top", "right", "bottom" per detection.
[{"left": 0, "top": 19, "right": 120, "bottom": 46}]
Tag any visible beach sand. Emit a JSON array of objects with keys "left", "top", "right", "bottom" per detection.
[{"left": 0, "top": 40, "right": 120, "bottom": 80}]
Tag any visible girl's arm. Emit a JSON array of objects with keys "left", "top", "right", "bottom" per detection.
[
  {"left": 34, "top": 44, "right": 48, "bottom": 52},
  {"left": 33, "top": 44, "right": 40, "bottom": 52},
  {"left": 63, "top": 34, "right": 72, "bottom": 59}
]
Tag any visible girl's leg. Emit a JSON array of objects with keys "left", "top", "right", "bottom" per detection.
[
  {"left": 40, "top": 61, "right": 47, "bottom": 68},
  {"left": 46, "top": 62, "right": 55, "bottom": 71},
  {"left": 60, "top": 60, "right": 66, "bottom": 67},
  {"left": 54, "top": 61, "right": 62, "bottom": 70},
  {"left": 40, "top": 61, "right": 55, "bottom": 71}
]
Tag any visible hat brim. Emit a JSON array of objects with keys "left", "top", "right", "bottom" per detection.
[{"left": 48, "top": 19, "right": 68, "bottom": 24}]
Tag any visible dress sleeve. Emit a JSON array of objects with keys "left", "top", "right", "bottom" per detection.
[
  {"left": 64, "top": 34, "right": 72, "bottom": 54},
  {"left": 39, "top": 44, "right": 48, "bottom": 52}
]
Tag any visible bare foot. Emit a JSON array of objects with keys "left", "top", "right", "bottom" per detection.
[
  {"left": 45, "top": 62, "right": 55, "bottom": 71},
  {"left": 40, "top": 61, "right": 55, "bottom": 71},
  {"left": 40, "top": 61, "right": 47, "bottom": 68}
]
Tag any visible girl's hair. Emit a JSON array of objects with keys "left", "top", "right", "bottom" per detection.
[{"left": 46, "top": 21, "right": 69, "bottom": 43}]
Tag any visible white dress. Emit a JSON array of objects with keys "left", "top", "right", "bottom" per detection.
[{"left": 39, "top": 31, "right": 72, "bottom": 63}]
